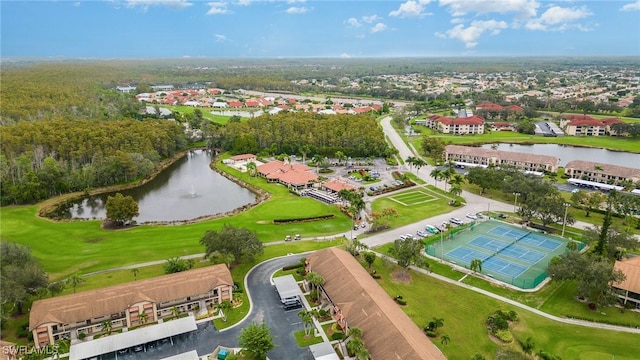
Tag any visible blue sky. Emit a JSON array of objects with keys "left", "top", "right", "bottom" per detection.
[{"left": 1, "top": 0, "right": 639, "bottom": 58}]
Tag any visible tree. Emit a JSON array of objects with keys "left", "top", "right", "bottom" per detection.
[
  {"left": 218, "top": 300, "right": 233, "bottom": 322},
  {"left": 347, "top": 326, "right": 363, "bottom": 339},
  {"left": 246, "top": 161, "right": 257, "bottom": 177},
  {"left": 305, "top": 271, "right": 325, "bottom": 290},
  {"left": 138, "top": 311, "right": 149, "bottom": 325},
  {"left": 430, "top": 168, "right": 443, "bottom": 188},
  {"left": 67, "top": 272, "right": 85, "bottom": 294},
  {"left": 547, "top": 251, "right": 626, "bottom": 307},
  {"left": 413, "top": 157, "right": 427, "bottom": 173},
  {"left": 389, "top": 237, "right": 425, "bottom": 277},
  {"left": 585, "top": 192, "right": 605, "bottom": 217},
  {"left": 347, "top": 337, "right": 366, "bottom": 358},
  {"left": 370, "top": 207, "right": 399, "bottom": 231},
  {"left": 466, "top": 167, "right": 502, "bottom": 195},
  {"left": 519, "top": 337, "right": 535, "bottom": 354},
  {"left": 163, "top": 257, "right": 195, "bottom": 274},
  {"left": 298, "top": 309, "right": 314, "bottom": 337},
  {"left": 449, "top": 184, "right": 462, "bottom": 201},
  {"left": 470, "top": 258, "right": 483, "bottom": 273},
  {"left": 105, "top": 192, "right": 139, "bottom": 226},
  {"left": 238, "top": 322, "right": 275, "bottom": 360},
  {"left": 430, "top": 317, "right": 444, "bottom": 331},
  {"left": 0, "top": 242, "right": 49, "bottom": 314},
  {"left": 200, "top": 224, "right": 264, "bottom": 264},
  {"left": 363, "top": 252, "right": 376, "bottom": 269},
  {"left": 440, "top": 334, "right": 451, "bottom": 345},
  {"left": 101, "top": 320, "right": 113, "bottom": 335},
  {"left": 583, "top": 225, "right": 638, "bottom": 261},
  {"left": 171, "top": 306, "right": 181, "bottom": 319}
]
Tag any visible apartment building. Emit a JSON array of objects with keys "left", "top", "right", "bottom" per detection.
[
  {"left": 564, "top": 160, "right": 640, "bottom": 185},
  {"left": 424, "top": 115, "right": 485, "bottom": 135},
  {"left": 445, "top": 145, "right": 559, "bottom": 172},
  {"left": 30, "top": 265, "right": 233, "bottom": 349}
]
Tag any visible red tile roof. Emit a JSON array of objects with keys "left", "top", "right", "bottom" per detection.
[
  {"left": 323, "top": 180, "right": 356, "bottom": 192},
  {"left": 228, "top": 101, "right": 243, "bottom": 108},
  {"left": 477, "top": 102, "right": 503, "bottom": 111},
  {"left": 257, "top": 161, "right": 317, "bottom": 186},
  {"left": 600, "top": 118, "right": 623, "bottom": 126},
  {"left": 230, "top": 154, "right": 256, "bottom": 162},
  {"left": 437, "top": 115, "right": 484, "bottom": 126},
  {"left": 506, "top": 105, "right": 524, "bottom": 112}
]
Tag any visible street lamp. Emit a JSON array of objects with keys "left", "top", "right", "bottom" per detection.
[
  {"left": 513, "top": 192, "right": 520, "bottom": 214},
  {"left": 561, "top": 203, "right": 571, "bottom": 238}
]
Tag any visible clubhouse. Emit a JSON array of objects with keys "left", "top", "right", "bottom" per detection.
[
  {"left": 445, "top": 145, "right": 559, "bottom": 173},
  {"left": 306, "top": 248, "right": 447, "bottom": 360},
  {"left": 30, "top": 265, "right": 233, "bottom": 349},
  {"left": 257, "top": 159, "right": 318, "bottom": 189}
]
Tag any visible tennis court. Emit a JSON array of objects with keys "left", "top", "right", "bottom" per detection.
[{"left": 426, "top": 219, "right": 579, "bottom": 289}]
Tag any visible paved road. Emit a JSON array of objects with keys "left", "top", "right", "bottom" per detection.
[{"left": 102, "top": 254, "right": 312, "bottom": 359}]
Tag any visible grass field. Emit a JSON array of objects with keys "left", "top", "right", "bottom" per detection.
[
  {"left": 163, "top": 105, "right": 246, "bottom": 125},
  {"left": 370, "top": 259, "right": 640, "bottom": 360},
  {"left": 0, "top": 162, "right": 351, "bottom": 278},
  {"left": 370, "top": 185, "right": 455, "bottom": 228}
]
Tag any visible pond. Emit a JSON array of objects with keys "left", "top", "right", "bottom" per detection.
[
  {"left": 57, "top": 150, "right": 256, "bottom": 223},
  {"left": 480, "top": 143, "right": 640, "bottom": 167}
]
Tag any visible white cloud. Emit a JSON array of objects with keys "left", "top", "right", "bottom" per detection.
[
  {"left": 346, "top": 17, "right": 362, "bottom": 27},
  {"left": 214, "top": 34, "right": 228, "bottom": 42},
  {"left": 206, "top": 2, "right": 231, "bottom": 14},
  {"left": 286, "top": 6, "right": 308, "bottom": 14},
  {"left": 439, "top": 0, "right": 539, "bottom": 18},
  {"left": 73, "top": 1, "right": 81, "bottom": 6},
  {"left": 371, "top": 23, "right": 388, "bottom": 33},
  {"left": 525, "top": 5, "right": 592, "bottom": 31},
  {"left": 437, "top": 19, "right": 508, "bottom": 48},
  {"left": 125, "top": 0, "right": 193, "bottom": 9},
  {"left": 450, "top": 17, "right": 464, "bottom": 24},
  {"left": 340, "top": 53, "right": 352, "bottom": 58},
  {"left": 362, "top": 15, "right": 381, "bottom": 23},
  {"left": 287, "top": 0, "right": 306, "bottom": 3},
  {"left": 621, "top": 0, "right": 640, "bottom": 11},
  {"left": 389, "top": 0, "right": 433, "bottom": 18},
  {"left": 237, "top": 0, "right": 252, "bottom": 5}
]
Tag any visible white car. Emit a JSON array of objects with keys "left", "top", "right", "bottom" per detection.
[
  {"left": 449, "top": 217, "right": 464, "bottom": 225},
  {"left": 416, "top": 230, "right": 429, "bottom": 238},
  {"left": 466, "top": 213, "right": 478, "bottom": 220},
  {"left": 399, "top": 235, "right": 408, "bottom": 240}
]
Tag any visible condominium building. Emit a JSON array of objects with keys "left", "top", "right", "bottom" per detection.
[
  {"left": 612, "top": 256, "right": 640, "bottom": 310},
  {"left": 425, "top": 115, "right": 485, "bottom": 135},
  {"left": 445, "top": 145, "right": 559, "bottom": 172},
  {"left": 564, "top": 160, "right": 640, "bottom": 185},
  {"left": 30, "top": 265, "right": 233, "bottom": 349},
  {"left": 559, "top": 115, "right": 623, "bottom": 136}
]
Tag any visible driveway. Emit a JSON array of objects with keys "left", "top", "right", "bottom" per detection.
[{"left": 110, "top": 254, "right": 313, "bottom": 360}]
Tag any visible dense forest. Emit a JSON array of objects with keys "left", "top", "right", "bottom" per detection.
[
  {"left": 211, "top": 113, "right": 391, "bottom": 158},
  {"left": 0, "top": 120, "right": 186, "bottom": 205}
]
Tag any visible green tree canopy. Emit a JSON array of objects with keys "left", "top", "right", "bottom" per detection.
[
  {"left": 390, "top": 237, "right": 426, "bottom": 277},
  {"left": 105, "top": 193, "right": 139, "bottom": 226},
  {"left": 200, "top": 224, "right": 264, "bottom": 264},
  {"left": 0, "top": 242, "right": 49, "bottom": 314},
  {"left": 238, "top": 322, "right": 275, "bottom": 360}
]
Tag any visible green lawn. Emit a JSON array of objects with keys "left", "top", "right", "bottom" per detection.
[
  {"left": 294, "top": 330, "right": 324, "bottom": 347},
  {"left": 370, "top": 185, "right": 455, "bottom": 228},
  {"left": 370, "top": 260, "right": 640, "bottom": 360},
  {"left": 0, "top": 162, "right": 351, "bottom": 279}
]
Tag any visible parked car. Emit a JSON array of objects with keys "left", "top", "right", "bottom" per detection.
[
  {"left": 449, "top": 217, "right": 464, "bottom": 225},
  {"left": 476, "top": 213, "right": 484, "bottom": 219},
  {"left": 425, "top": 225, "right": 439, "bottom": 234},
  {"left": 416, "top": 230, "right": 429, "bottom": 238},
  {"left": 361, "top": 222, "right": 367, "bottom": 228},
  {"left": 399, "top": 235, "right": 408, "bottom": 240},
  {"left": 405, "top": 233, "right": 415, "bottom": 240},
  {"left": 435, "top": 224, "right": 446, "bottom": 232},
  {"left": 466, "top": 213, "right": 478, "bottom": 220}
]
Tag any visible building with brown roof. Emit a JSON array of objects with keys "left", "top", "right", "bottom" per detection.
[
  {"left": 322, "top": 179, "right": 357, "bottom": 193},
  {"left": 612, "top": 256, "right": 640, "bottom": 310},
  {"left": 257, "top": 160, "right": 318, "bottom": 189},
  {"left": 306, "top": 248, "right": 447, "bottom": 360},
  {"left": 228, "top": 154, "right": 257, "bottom": 163},
  {"left": 30, "top": 265, "right": 233, "bottom": 349},
  {"left": 564, "top": 160, "right": 640, "bottom": 185},
  {"left": 445, "top": 145, "right": 559, "bottom": 172},
  {"left": 560, "top": 115, "right": 606, "bottom": 136},
  {"left": 421, "top": 114, "right": 484, "bottom": 135}
]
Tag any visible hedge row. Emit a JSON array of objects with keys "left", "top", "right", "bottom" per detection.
[{"left": 273, "top": 214, "right": 335, "bottom": 224}]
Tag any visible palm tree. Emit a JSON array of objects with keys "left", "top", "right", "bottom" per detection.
[
  {"left": 101, "top": 320, "right": 112, "bottom": 335},
  {"left": 131, "top": 268, "right": 139, "bottom": 281},
  {"left": 305, "top": 271, "right": 325, "bottom": 290},
  {"left": 440, "top": 334, "right": 451, "bottom": 345},
  {"left": 347, "top": 326, "right": 363, "bottom": 339},
  {"left": 138, "top": 311, "right": 149, "bottom": 325},
  {"left": 171, "top": 306, "right": 180, "bottom": 319},
  {"left": 450, "top": 173, "right": 465, "bottom": 186},
  {"left": 347, "top": 337, "right": 366, "bottom": 358},
  {"left": 405, "top": 156, "right": 417, "bottom": 172},
  {"left": 431, "top": 317, "right": 444, "bottom": 331},
  {"left": 246, "top": 161, "right": 257, "bottom": 177},
  {"left": 470, "top": 258, "right": 483, "bottom": 273},
  {"left": 66, "top": 272, "right": 85, "bottom": 294},
  {"left": 218, "top": 300, "right": 233, "bottom": 322},
  {"left": 413, "top": 157, "right": 427, "bottom": 174},
  {"left": 355, "top": 348, "right": 370, "bottom": 360},
  {"left": 298, "top": 309, "right": 314, "bottom": 337},
  {"left": 430, "top": 168, "right": 443, "bottom": 188},
  {"left": 449, "top": 184, "right": 462, "bottom": 200}
]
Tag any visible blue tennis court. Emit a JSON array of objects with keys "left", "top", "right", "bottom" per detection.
[
  {"left": 488, "top": 225, "right": 528, "bottom": 240},
  {"left": 446, "top": 246, "right": 491, "bottom": 263},
  {"left": 483, "top": 256, "right": 527, "bottom": 278},
  {"left": 469, "top": 236, "right": 511, "bottom": 253},
  {"left": 517, "top": 233, "right": 563, "bottom": 251},
  {"left": 498, "top": 244, "right": 545, "bottom": 264}
]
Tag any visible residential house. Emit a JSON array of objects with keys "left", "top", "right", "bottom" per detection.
[
  {"left": 600, "top": 118, "right": 624, "bottom": 135},
  {"left": 306, "top": 248, "right": 447, "bottom": 360},
  {"left": 228, "top": 154, "right": 257, "bottom": 164},
  {"left": 445, "top": 145, "right": 559, "bottom": 172},
  {"left": 30, "top": 265, "right": 233, "bottom": 349},
  {"left": 612, "top": 256, "right": 640, "bottom": 309},
  {"left": 564, "top": 160, "right": 640, "bottom": 185},
  {"left": 491, "top": 121, "right": 515, "bottom": 131}
]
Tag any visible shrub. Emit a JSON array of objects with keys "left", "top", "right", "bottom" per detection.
[
  {"left": 273, "top": 214, "right": 334, "bottom": 224},
  {"left": 588, "top": 303, "right": 597, "bottom": 310},
  {"left": 78, "top": 332, "right": 87, "bottom": 340},
  {"left": 425, "top": 330, "right": 437, "bottom": 338},
  {"left": 493, "top": 329, "right": 513, "bottom": 343},
  {"left": 318, "top": 309, "right": 327, "bottom": 317},
  {"left": 330, "top": 332, "right": 345, "bottom": 341},
  {"left": 537, "top": 350, "right": 562, "bottom": 360},
  {"left": 395, "top": 298, "right": 407, "bottom": 305},
  {"left": 282, "top": 262, "right": 305, "bottom": 271},
  {"left": 371, "top": 273, "right": 381, "bottom": 279}
]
